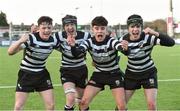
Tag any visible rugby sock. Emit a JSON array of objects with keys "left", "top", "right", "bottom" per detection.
[{"left": 64, "top": 105, "right": 74, "bottom": 111}]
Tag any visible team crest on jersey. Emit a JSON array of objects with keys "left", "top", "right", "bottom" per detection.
[{"left": 104, "top": 46, "right": 108, "bottom": 52}]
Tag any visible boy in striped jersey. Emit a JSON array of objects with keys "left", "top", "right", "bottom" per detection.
[
  {"left": 120, "top": 14, "right": 175, "bottom": 110},
  {"left": 67, "top": 16, "right": 129, "bottom": 110},
  {"left": 8, "top": 16, "right": 59, "bottom": 110},
  {"left": 54, "top": 14, "right": 91, "bottom": 110}
]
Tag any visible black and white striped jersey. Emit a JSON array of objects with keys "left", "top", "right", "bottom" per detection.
[
  {"left": 75, "top": 36, "right": 125, "bottom": 72},
  {"left": 120, "top": 32, "right": 175, "bottom": 73},
  {"left": 54, "top": 31, "right": 91, "bottom": 68},
  {"left": 20, "top": 32, "right": 59, "bottom": 72}
]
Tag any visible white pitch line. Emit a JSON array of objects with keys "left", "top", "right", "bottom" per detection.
[
  {"left": 158, "top": 79, "right": 180, "bottom": 82},
  {"left": 1, "top": 79, "right": 180, "bottom": 89},
  {"left": 0, "top": 84, "right": 62, "bottom": 89}
]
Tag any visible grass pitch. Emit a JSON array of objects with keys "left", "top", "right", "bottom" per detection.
[{"left": 0, "top": 45, "right": 180, "bottom": 110}]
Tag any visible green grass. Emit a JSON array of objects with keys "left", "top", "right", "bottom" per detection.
[{"left": 0, "top": 45, "right": 180, "bottom": 110}]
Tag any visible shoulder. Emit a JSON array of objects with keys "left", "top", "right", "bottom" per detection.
[
  {"left": 76, "top": 31, "right": 90, "bottom": 39},
  {"left": 77, "top": 31, "right": 86, "bottom": 36},
  {"left": 121, "top": 33, "right": 129, "bottom": 41}
]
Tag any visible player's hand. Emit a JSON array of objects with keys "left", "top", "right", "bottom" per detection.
[
  {"left": 120, "top": 40, "right": 128, "bottom": 51},
  {"left": 19, "top": 34, "right": 29, "bottom": 43},
  {"left": 67, "top": 35, "right": 76, "bottom": 46},
  {"left": 143, "top": 27, "right": 159, "bottom": 37}
]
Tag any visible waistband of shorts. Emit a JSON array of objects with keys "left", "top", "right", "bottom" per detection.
[
  {"left": 61, "top": 65, "right": 87, "bottom": 70},
  {"left": 20, "top": 68, "right": 47, "bottom": 73}
]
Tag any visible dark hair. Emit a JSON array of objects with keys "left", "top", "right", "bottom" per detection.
[
  {"left": 91, "top": 16, "right": 108, "bottom": 26},
  {"left": 37, "top": 16, "right": 53, "bottom": 26},
  {"left": 127, "top": 14, "right": 143, "bottom": 27},
  {"left": 62, "top": 14, "right": 77, "bottom": 27}
]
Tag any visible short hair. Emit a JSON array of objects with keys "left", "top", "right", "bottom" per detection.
[
  {"left": 127, "top": 14, "right": 143, "bottom": 27},
  {"left": 91, "top": 16, "right": 108, "bottom": 26},
  {"left": 62, "top": 14, "right": 77, "bottom": 27},
  {"left": 37, "top": 16, "right": 53, "bottom": 26}
]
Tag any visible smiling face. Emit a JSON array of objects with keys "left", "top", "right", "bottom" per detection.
[
  {"left": 128, "top": 23, "right": 142, "bottom": 41},
  {"left": 92, "top": 25, "right": 107, "bottom": 42},
  {"left": 38, "top": 22, "right": 53, "bottom": 40}
]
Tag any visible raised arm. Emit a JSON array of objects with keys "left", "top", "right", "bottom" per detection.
[
  {"left": 143, "top": 27, "right": 175, "bottom": 46},
  {"left": 157, "top": 33, "right": 175, "bottom": 46},
  {"left": 7, "top": 34, "right": 29, "bottom": 55}
]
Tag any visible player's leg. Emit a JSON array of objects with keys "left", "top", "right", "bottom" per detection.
[
  {"left": 144, "top": 88, "right": 157, "bottom": 110},
  {"left": 123, "top": 77, "right": 139, "bottom": 110},
  {"left": 125, "top": 90, "right": 135, "bottom": 103},
  {"left": 39, "top": 89, "right": 55, "bottom": 110},
  {"left": 110, "top": 71, "right": 126, "bottom": 110},
  {"left": 14, "top": 92, "right": 29, "bottom": 110},
  {"left": 14, "top": 70, "right": 30, "bottom": 110},
  {"left": 124, "top": 77, "right": 139, "bottom": 104},
  {"left": 80, "top": 85, "right": 101, "bottom": 110},
  {"left": 75, "top": 87, "right": 84, "bottom": 106},
  {"left": 113, "top": 90, "right": 135, "bottom": 111},
  {"left": 74, "top": 66, "right": 88, "bottom": 109},
  {"left": 60, "top": 67, "right": 77, "bottom": 110},
  {"left": 143, "top": 70, "right": 158, "bottom": 110},
  {"left": 112, "top": 88, "right": 126, "bottom": 110},
  {"left": 63, "top": 82, "right": 76, "bottom": 110}
]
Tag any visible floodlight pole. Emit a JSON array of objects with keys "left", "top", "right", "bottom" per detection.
[
  {"left": 167, "top": 0, "right": 174, "bottom": 37},
  {"left": 9, "top": 22, "right": 12, "bottom": 45}
]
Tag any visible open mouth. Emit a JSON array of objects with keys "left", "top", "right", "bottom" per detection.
[
  {"left": 67, "top": 29, "right": 75, "bottom": 35},
  {"left": 97, "top": 34, "right": 103, "bottom": 38},
  {"left": 44, "top": 33, "right": 50, "bottom": 36},
  {"left": 132, "top": 32, "right": 139, "bottom": 36}
]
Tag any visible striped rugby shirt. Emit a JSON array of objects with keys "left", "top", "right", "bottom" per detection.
[
  {"left": 120, "top": 32, "right": 175, "bottom": 73},
  {"left": 54, "top": 31, "right": 91, "bottom": 68},
  {"left": 20, "top": 32, "right": 59, "bottom": 72},
  {"left": 71, "top": 36, "right": 128, "bottom": 72}
]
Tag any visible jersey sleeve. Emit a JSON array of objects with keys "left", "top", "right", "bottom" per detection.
[
  {"left": 20, "top": 34, "right": 31, "bottom": 49},
  {"left": 157, "top": 33, "right": 175, "bottom": 46}
]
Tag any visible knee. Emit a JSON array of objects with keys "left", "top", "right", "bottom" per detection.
[
  {"left": 67, "top": 95, "right": 76, "bottom": 103},
  {"left": 65, "top": 88, "right": 76, "bottom": 104},
  {"left": 147, "top": 101, "right": 156, "bottom": 110},
  {"left": 14, "top": 103, "right": 24, "bottom": 110},
  {"left": 46, "top": 102, "right": 55, "bottom": 110}
]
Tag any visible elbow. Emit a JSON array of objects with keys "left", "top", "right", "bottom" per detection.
[
  {"left": 7, "top": 51, "right": 14, "bottom": 56},
  {"left": 168, "top": 40, "right": 175, "bottom": 47},
  {"left": 7, "top": 49, "right": 15, "bottom": 55},
  {"left": 160, "top": 40, "right": 175, "bottom": 47},
  {"left": 171, "top": 40, "right": 175, "bottom": 46}
]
